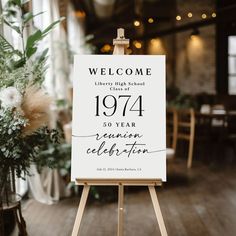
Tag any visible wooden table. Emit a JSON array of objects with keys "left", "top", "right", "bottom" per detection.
[
  {"left": 195, "top": 110, "right": 236, "bottom": 127},
  {"left": 195, "top": 110, "right": 236, "bottom": 160}
]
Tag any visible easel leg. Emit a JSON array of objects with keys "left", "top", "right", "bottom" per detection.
[
  {"left": 71, "top": 185, "right": 90, "bottom": 236},
  {"left": 117, "top": 184, "right": 124, "bottom": 236},
  {"left": 148, "top": 186, "right": 168, "bottom": 236}
]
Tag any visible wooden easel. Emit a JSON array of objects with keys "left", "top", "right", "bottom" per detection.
[{"left": 71, "top": 28, "right": 168, "bottom": 236}]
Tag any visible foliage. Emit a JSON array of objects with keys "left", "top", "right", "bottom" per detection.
[
  {"left": 0, "top": 0, "right": 63, "bottom": 87},
  {"left": 37, "top": 139, "right": 71, "bottom": 177},
  {"left": 0, "top": 108, "right": 58, "bottom": 179},
  {"left": 168, "top": 93, "right": 198, "bottom": 109},
  {"left": 0, "top": 0, "right": 63, "bottom": 187},
  {"left": 167, "top": 86, "right": 198, "bottom": 109}
]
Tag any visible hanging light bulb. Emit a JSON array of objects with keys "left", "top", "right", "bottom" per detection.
[
  {"left": 176, "top": 15, "right": 181, "bottom": 21},
  {"left": 74, "top": 10, "right": 86, "bottom": 18},
  {"left": 101, "top": 44, "right": 111, "bottom": 53},
  {"left": 188, "top": 12, "right": 193, "bottom": 18},
  {"left": 148, "top": 18, "right": 154, "bottom": 23},
  {"left": 134, "top": 20, "right": 141, "bottom": 27},
  {"left": 133, "top": 40, "right": 142, "bottom": 49}
]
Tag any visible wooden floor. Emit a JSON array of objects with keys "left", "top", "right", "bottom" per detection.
[{"left": 11, "top": 160, "right": 236, "bottom": 236}]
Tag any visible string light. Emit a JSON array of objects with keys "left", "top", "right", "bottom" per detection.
[
  {"left": 101, "top": 44, "right": 111, "bottom": 53},
  {"left": 134, "top": 20, "right": 141, "bottom": 27},
  {"left": 187, "top": 12, "right": 193, "bottom": 18},
  {"left": 133, "top": 40, "right": 142, "bottom": 49},
  {"left": 148, "top": 18, "right": 154, "bottom": 23},
  {"left": 176, "top": 15, "right": 181, "bottom": 21},
  {"left": 74, "top": 10, "right": 86, "bottom": 18},
  {"left": 145, "top": 11, "right": 213, "bottom": 26}
]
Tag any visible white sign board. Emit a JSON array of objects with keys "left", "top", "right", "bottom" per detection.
[{"left": 71, "top": 55, "right": 166, "bottom": 181}]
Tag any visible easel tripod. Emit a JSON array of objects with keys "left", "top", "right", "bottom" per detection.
[{"left": 71, "top": 28, "right": 168, "bottom": 236}]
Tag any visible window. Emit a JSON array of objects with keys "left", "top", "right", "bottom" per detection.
[{"left": 228, "top": 36, "right": 236, "bottom": 94}]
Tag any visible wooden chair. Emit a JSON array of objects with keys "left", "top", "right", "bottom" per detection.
[
  {"left": 176, "top": 108, "right": 195, "bottom": 168},
  {"left": 166, "top": 108, "right": 178, "bottom": 160}
]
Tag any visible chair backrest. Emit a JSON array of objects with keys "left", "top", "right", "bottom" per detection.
[
  {"left": 166, "top": 108, "right": 178, "bottom": 151},
  {"left": 176, "top": 108, "right": 195, "bottom": 168},
  {"left": 177, "top": 108, "right": 195, "bottom": 141}
]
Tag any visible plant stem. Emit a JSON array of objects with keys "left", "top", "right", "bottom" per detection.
[
  {"left": 20, "top": 5, "right": 26, "bottom": 61},
  {"left": 21, "top": 31, "right": 26, "bottom": 60}
]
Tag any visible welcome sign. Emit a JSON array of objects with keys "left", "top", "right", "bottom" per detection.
[{"left": 71, "top": 55, "right": 166, "bottom": 181}]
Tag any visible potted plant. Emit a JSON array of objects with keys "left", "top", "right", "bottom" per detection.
[{"left": 0, "top": 0, "right": 62, "bottom": 234}]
